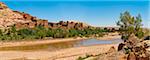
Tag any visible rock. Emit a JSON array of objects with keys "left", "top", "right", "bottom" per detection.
[
  {"left": 137, "top": 56, "right": 149, "bottom": 60},
  {"left": 128, "top": 34, "right": 141, "bottom": 46},
  {"left": 146, "top": 48, "right": 150, "bottom": 51},
  {"left": 144, "top": 36, "right": 150, "bottom": 40},
  {"left": 118, "top": 43, "right": 125, "bottom": 51},
  {"left": 0, "top": 2, "right": 8, "bottom": 9},
  {"left": 0, "top": 2, "right": 29, "bottom": 29},
  {"left": 127, "top": 52, "right": 136, "bottom": 60},
  {"left": 108, "top": 46, "right": 116, "bottom": 53},
  {"left": 84, "top": 57, "right": 97, "bottom": 60},
  {"left": 143, "top": 40, "right": 150, "bottom": 47},
  {"left": 123, "top": 34, "right": 150, "bottom": 60},
  {"left": 118, "top": 51, "right": 127, "bottom": 60},
  {"left": 96, "top": 46, "right": 118, "bottom": 60}
]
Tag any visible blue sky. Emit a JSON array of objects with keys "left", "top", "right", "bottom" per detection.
[{"left": 1, "top": 0, "right": 149, "bottom": 27}]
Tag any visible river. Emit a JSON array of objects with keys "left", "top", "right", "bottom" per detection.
[{"left": 0, "top": 38, "right": 122, "bottom": 51}]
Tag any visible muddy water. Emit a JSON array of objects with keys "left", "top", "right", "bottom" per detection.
[{"left": 0, "top": 38, "right": 122, "bottom": 51}]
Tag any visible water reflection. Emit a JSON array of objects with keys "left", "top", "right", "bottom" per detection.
[
  {"left": 0, "top": 38, "right": 122, "bottom": 51},
  {"left": 78, "top": 38, "right": 122, "bottom": 46}
]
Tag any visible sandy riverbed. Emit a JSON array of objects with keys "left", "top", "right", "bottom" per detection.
[
  {"left": 0, "top": 37, "right": 88, "bottom": 48},
  {"left": 0, "top": 44, "right": 118, "bottom": 60},
  {"left": 0, "top": 33, "right": 121, "bottom": 60}
]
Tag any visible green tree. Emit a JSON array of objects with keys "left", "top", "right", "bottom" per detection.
[
  {"left": 0, "top": 29, "right": 3, "bottom": 37},
  {"left": 68, "top": 29, "right": 79, "bottom": 37},
  {"left": 46, "top": 28, "right": 54, "bottom": 37},
  {"left": 34, "top": 26, "right": 47, "bottom": 39},
  {"left": 17, "top": 29, "right": 35, "bottom": 39},
  {"left": 117, "top": 11, "right": 144, "bottom": 41}
]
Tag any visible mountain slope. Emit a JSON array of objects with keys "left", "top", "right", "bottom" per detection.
[
  {"left": 0, "top": 2, "right": 91, "bottom": 30},
  {"left": 0, "top": 2, "right": 32, "bottom": 29}
]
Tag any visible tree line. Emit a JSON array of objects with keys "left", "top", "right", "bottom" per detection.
[{"left": 0, "top": 26, "right": 110, "bottom": 41}]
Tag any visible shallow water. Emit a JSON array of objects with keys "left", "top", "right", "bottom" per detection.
[
  {"left": 76, "top": 38, "right": 122, "bottom": 46},
  {"left": 0, "top": 38, "right": 122, "bottom": 51}
]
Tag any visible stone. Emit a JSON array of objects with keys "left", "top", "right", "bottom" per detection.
[
  {"left": 108, "top": 46, "right": 116, "bottom": 53},
  {"left": 118, "top": 43, "right": 125, "bottom": 51},
  {"left": 127, "top": 52, "right": 136, "bottom": 60},
  {"left": 0, "top": 2, "right": 8, "bottom": 9},
  {"left": 137, "top": 56, "right": 149, "bottom": 60},
  {"left": 122, "top": 34, "right": 150, "bottom": 60},
  {"left": 144, "top": 36, "right": 150, "bottom": 40},
  {"left": 128, "top": 34, "right": 140, "bottom": 46}
]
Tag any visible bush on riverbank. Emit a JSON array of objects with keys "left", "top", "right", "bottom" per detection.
[{"left": 0, "top": 25, "right": 109, "bottom": 41}]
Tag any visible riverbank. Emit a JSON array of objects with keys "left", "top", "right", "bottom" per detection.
[
  {"left": 0, "top": 37, "right": 88, "bottom": 48},
  {"left": 0, "top": 33, "right": 121, "bottom": 60},
  {"left": 0, "top": 33, "right": 121, "bottom": 48},
  {"left": 0, "top": 44, "right": 118, "bottom": 60},
  {"left": 96, "top": 32, "right": 121, "bottom": 40},
  {"left": 96, "top": 35, "right": 121, "bottom": 40}
]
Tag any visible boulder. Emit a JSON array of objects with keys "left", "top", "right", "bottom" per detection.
[
  {"left": 127, "top": 52, "right": 136, "bottom": 60},
  {"left": 144, "top": 36, "right": 150, "bottom": 40},
  {"left": 118, "top": 43, "right": 125, "bottom": 51},
  {"left": 128, "top": 34, "right": 141, "bottom": 46}
]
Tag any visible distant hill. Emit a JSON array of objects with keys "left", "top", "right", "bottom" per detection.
[{"left": 0, "top": 2, "right": 91, "bottom": 30}]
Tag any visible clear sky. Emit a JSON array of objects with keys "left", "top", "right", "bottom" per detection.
[{"left": 1, "top": 0, "right": 149, "bottom": 28}]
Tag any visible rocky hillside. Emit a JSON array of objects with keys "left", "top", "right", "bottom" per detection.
[
  {"left": 0, "top": 2, "right": 91, "bottom": 30},
  {"left": 0, "top": 2, "right": 31, "bottom": 29}
]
